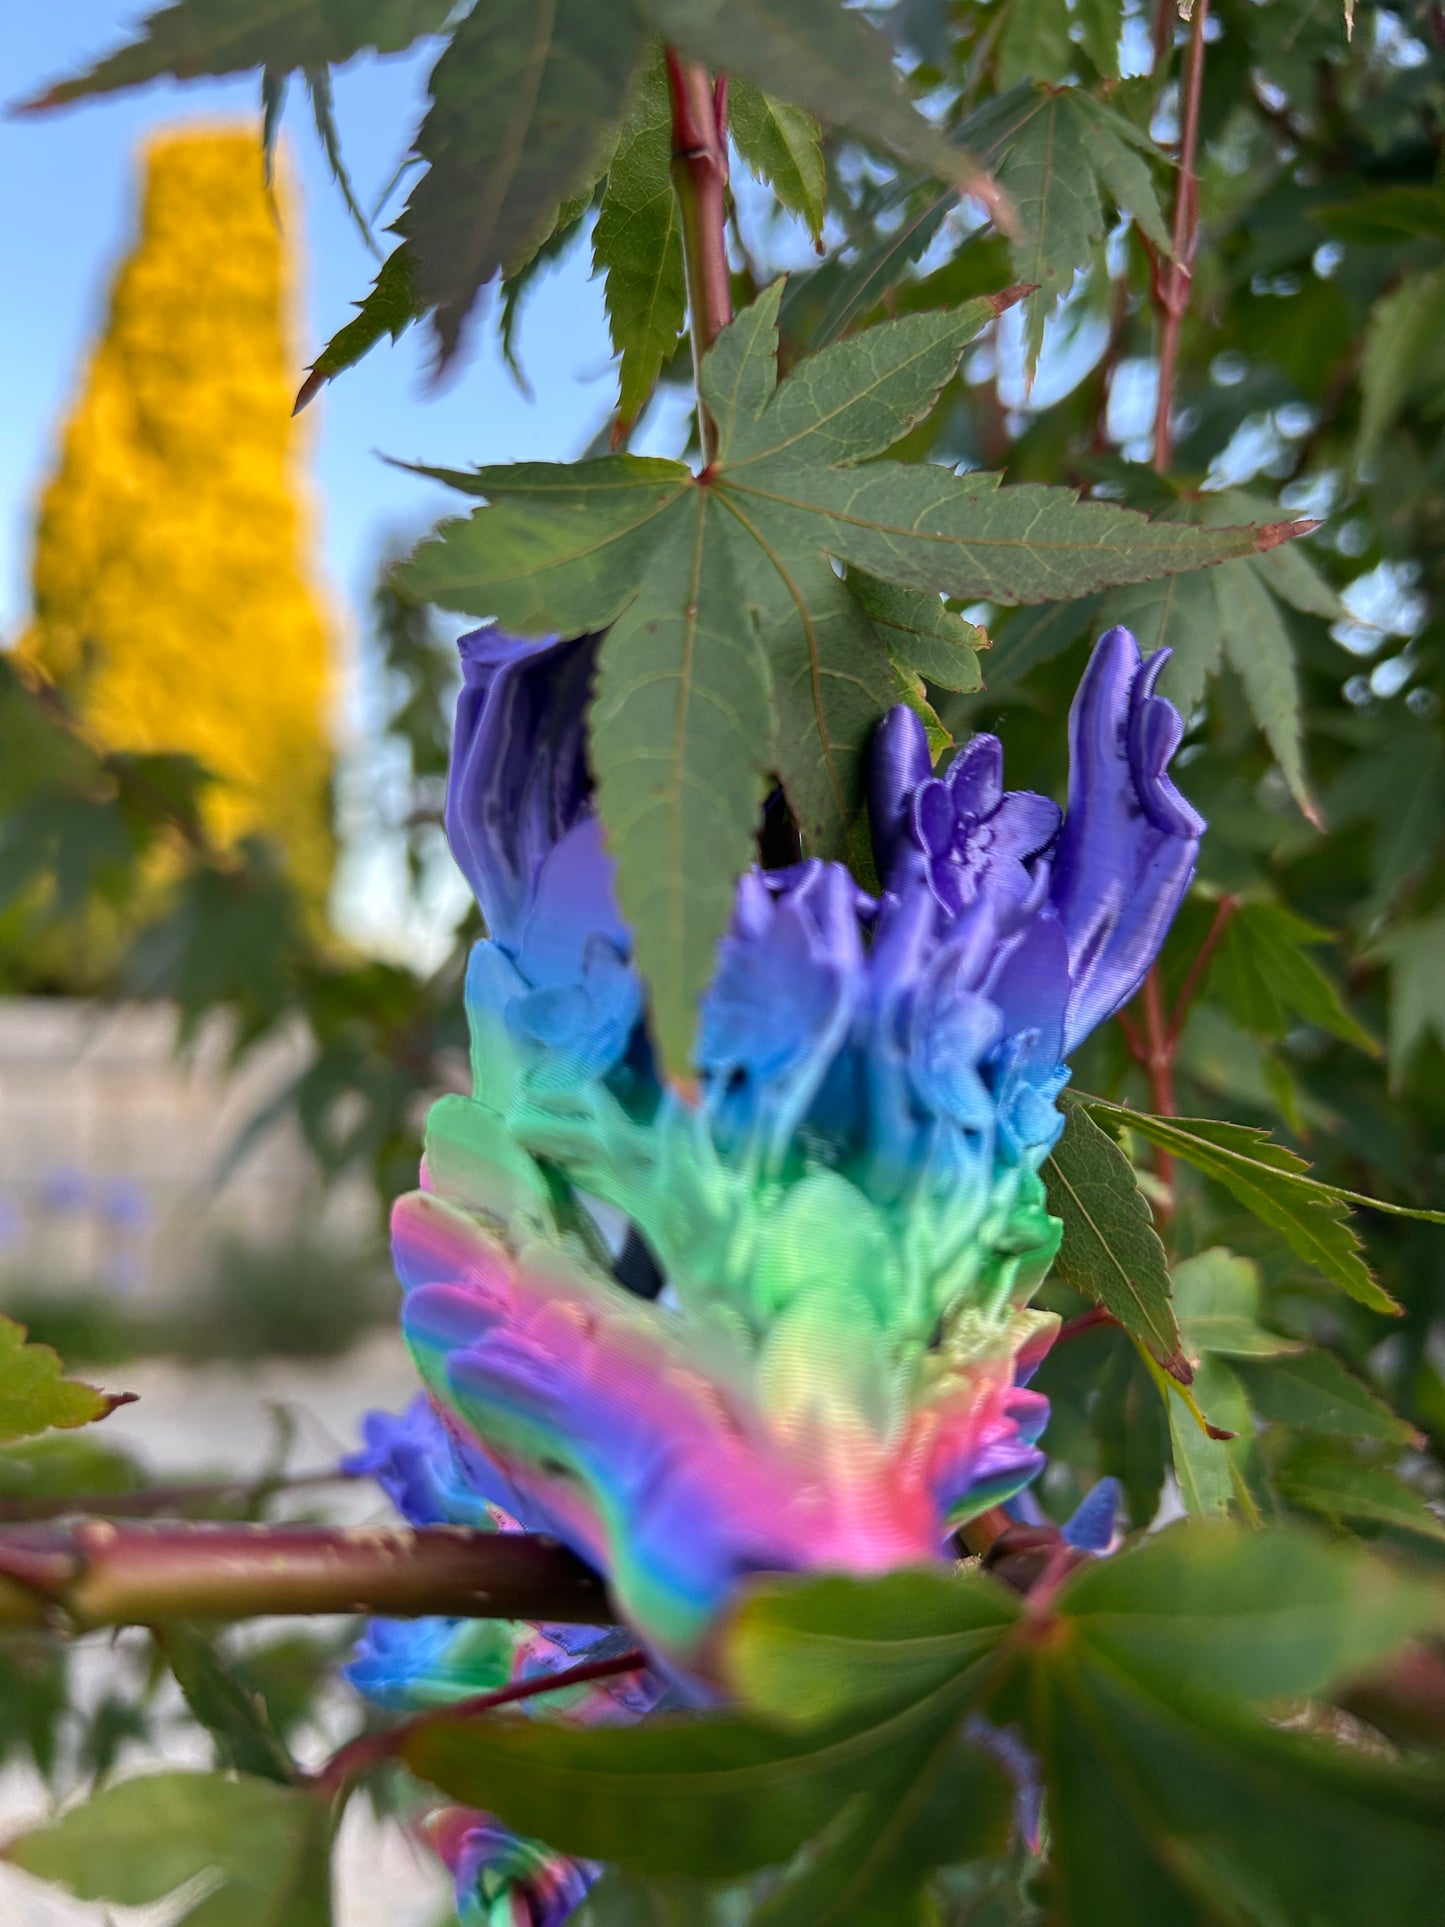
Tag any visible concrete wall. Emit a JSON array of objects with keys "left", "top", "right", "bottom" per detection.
[{"left": 0, "top": 998, "right": 368, "bottom": 1302}]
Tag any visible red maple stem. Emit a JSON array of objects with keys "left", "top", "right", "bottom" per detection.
[
  {"left": 1115, "top": 1005, "right": 1146, "bottom": 1061},
  {"left": 1151, "top": 0, "right": 1210, "bottom": 472},
  {"left": 1151, "top": 0, "right": 1178, "bottom": 78},
  {"left": 1139, "top": 965, "right": 1178, "bottom": 1212},
  {"left": 1056, "top": 1304, "right": 1122, "bottom": 1345},
  {"left": 1167, "top": 892, "right": 1240, "bottom": 1049},
  {"left": 665, "top": 45, "right": 733, "bottom": 458},
  {"left": 1141, "top": 967, "right": 1178, "bottom": 1120},
  {"left": 312, "top": 1646, "right": 649, "bottom": 1797}
]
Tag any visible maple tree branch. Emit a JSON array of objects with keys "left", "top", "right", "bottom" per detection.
[
  {"left": 666, "top": 46, "right": 733, "bottom": 460},
  {"left": 1151, "top": 0, "right": 1210, "bottom": 472},
  {"left": 0, "top": 1521, "right": 614, "bottom": 1632}
]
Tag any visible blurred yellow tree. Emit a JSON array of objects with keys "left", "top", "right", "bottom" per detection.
[{"left": 22, "top": 125, "right": 335, "bottom": 905}]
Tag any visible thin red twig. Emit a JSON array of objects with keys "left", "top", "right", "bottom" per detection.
[
  {"left": 1055, "top": 1305, "right": 1122, "bottom": 1345},
  {"left": 1114, "top": 1006, "right": 1146, "bottom": 1062},
  {"left": 665, "top": 45, "right": 732, "bottom": 457},
  {"left": 311, "top": 1646, "right": 649, "bottom": 1797},
  {"left": 1142, "top": 968, "right": 1177, "bottom": 1120},
  {"left": 1151, "top": 0, "right": 1178, "bottom": 78},
  {"left": 1167, "top": 893, "right": 1240, "bottom": 1049},
  {"left": 1151, "top": 0, "right": 1210, "bottom": 472},
  {"left": 1140, "top": 966, "right": 1177, "bottom": 1210}
]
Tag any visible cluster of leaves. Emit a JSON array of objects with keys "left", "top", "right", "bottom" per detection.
[
  {"left": 0, "top": 651, "right": 469, "bottom": 1214},
  {"left": 8, "top": 1527, "right": 1445, "bottom": 1925},
  {"left": 6, "top": 0, "right": 1445, "bottom": 1921},
  {"left": 0, "top": 1600, "right": 347, "bottom": 1927},
  {"left": 0, "top": 1399, "right": 361, "bottom": 1905}
]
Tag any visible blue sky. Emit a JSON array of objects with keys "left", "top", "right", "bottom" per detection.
[{"left": 1, "top": 8, "right": 648, "bottom": 641}]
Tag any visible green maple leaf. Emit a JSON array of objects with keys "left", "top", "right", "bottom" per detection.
[
  {"left": 7, "top": 1771, "right": 332, "bottom": 1927},
  {"left": 960, "top": 82, "right": 1175, "bottom": 376},
  {"left": 296, "top": 245, "right": 418, "bottom": 412},
  {"left": 1330, "top": 721, "right": 1445, "bottom": 924},
  {"left": 402, "top": 0, "right": 644, "bottom": 366},
  {"left": 641, "top": 0, "right": 997, "bottom": 213},
  {"left": 1030, "top": 1528, "right": 1445, "bottom": 1926},
  {"left": 593, "top": 53, "right": 689, "bottom": 434},
  {"left": 1358, "top": 266, "right": 1445, "bottom": 459},
  {"left": 404, "top": 1563, "right": 1017, "bottom": 1888},
  {"left": 729, "top": 79, "right": 826, "bottom": 245},
  {"left": 1075, "top": 1094, "right": 1445, "bottom": 1315},
  {"left": 15, "top": 0, "right": 455, "bottom": 106},
  {"left": 400, "top": 284, "right": 1305, "bottom": 1072},
  {"left": 1171, "top": 1247, "right": 1302, "bottom": 1363},
  {"left": 1101, "top": 491, "right": 1341, "bottom": 822},
  {"left": 1044, "top": 1103, "right": 1187, "bottom": 1381},
  {"left": 0, "top": 1316, "right": 118, "bottom": 1446},
  {"left": 994, "top": 0, "right": 1074, "bottom": 94},
  {"left": 1276, "top": 1440, "right": 1445, "bottom": 1545},
  {"left": 1205, "top": 900, "right": 1376, "bottom": 1054}
]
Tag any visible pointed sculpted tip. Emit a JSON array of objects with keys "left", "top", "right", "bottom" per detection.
[
  {"left": 293, "top": 369, "right": 325, "bottom": 415},
  {"left": 988, "top": 283, "right": 1040, "bottom": 315},
  {"left": 10, "top": 88, "right": 60, "bottom": 117},
  {"left": 1255, "top": 517, "right": 1321, "bottom": 550}
]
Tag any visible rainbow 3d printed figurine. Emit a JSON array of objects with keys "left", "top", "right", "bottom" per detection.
[{"left": 348, "top": 621, "right": 1202, "bottom": 1922}]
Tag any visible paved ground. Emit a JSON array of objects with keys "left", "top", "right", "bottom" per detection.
[{"left": 0, "top": 1334, "right": 456, "bottom": 1927}]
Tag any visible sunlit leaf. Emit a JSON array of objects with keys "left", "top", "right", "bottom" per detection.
[
  {"left": 1044, "top": 1104, "right": 1187, "bottom": 1380},
  {"left": 590, "top": 489, "right": 774, "bottom": 1071},
  {"left": 594, "top": 54, "right": 688, "bottom": 433},
  {"left": 1171, "top": 1247, "right": 1301, "bottom": 1361},
  {"left": 1073, "top": 1096, "right": 1410, "bottom": 1315},
  {"left": 401, "top": 0, "right": 644, "bottom": 366},
  {"left": 1163, "top": 1353, "right": 1253, "bottom": 1519},
  {"left": 0, "top": 1317, "right": 117, "bottom": 1445},
  {"left": 16, "top": 0, "right": 455, "bottom": 107},
  {"left": 730, "top": 80, "right": 826, "bottom": 245}
]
